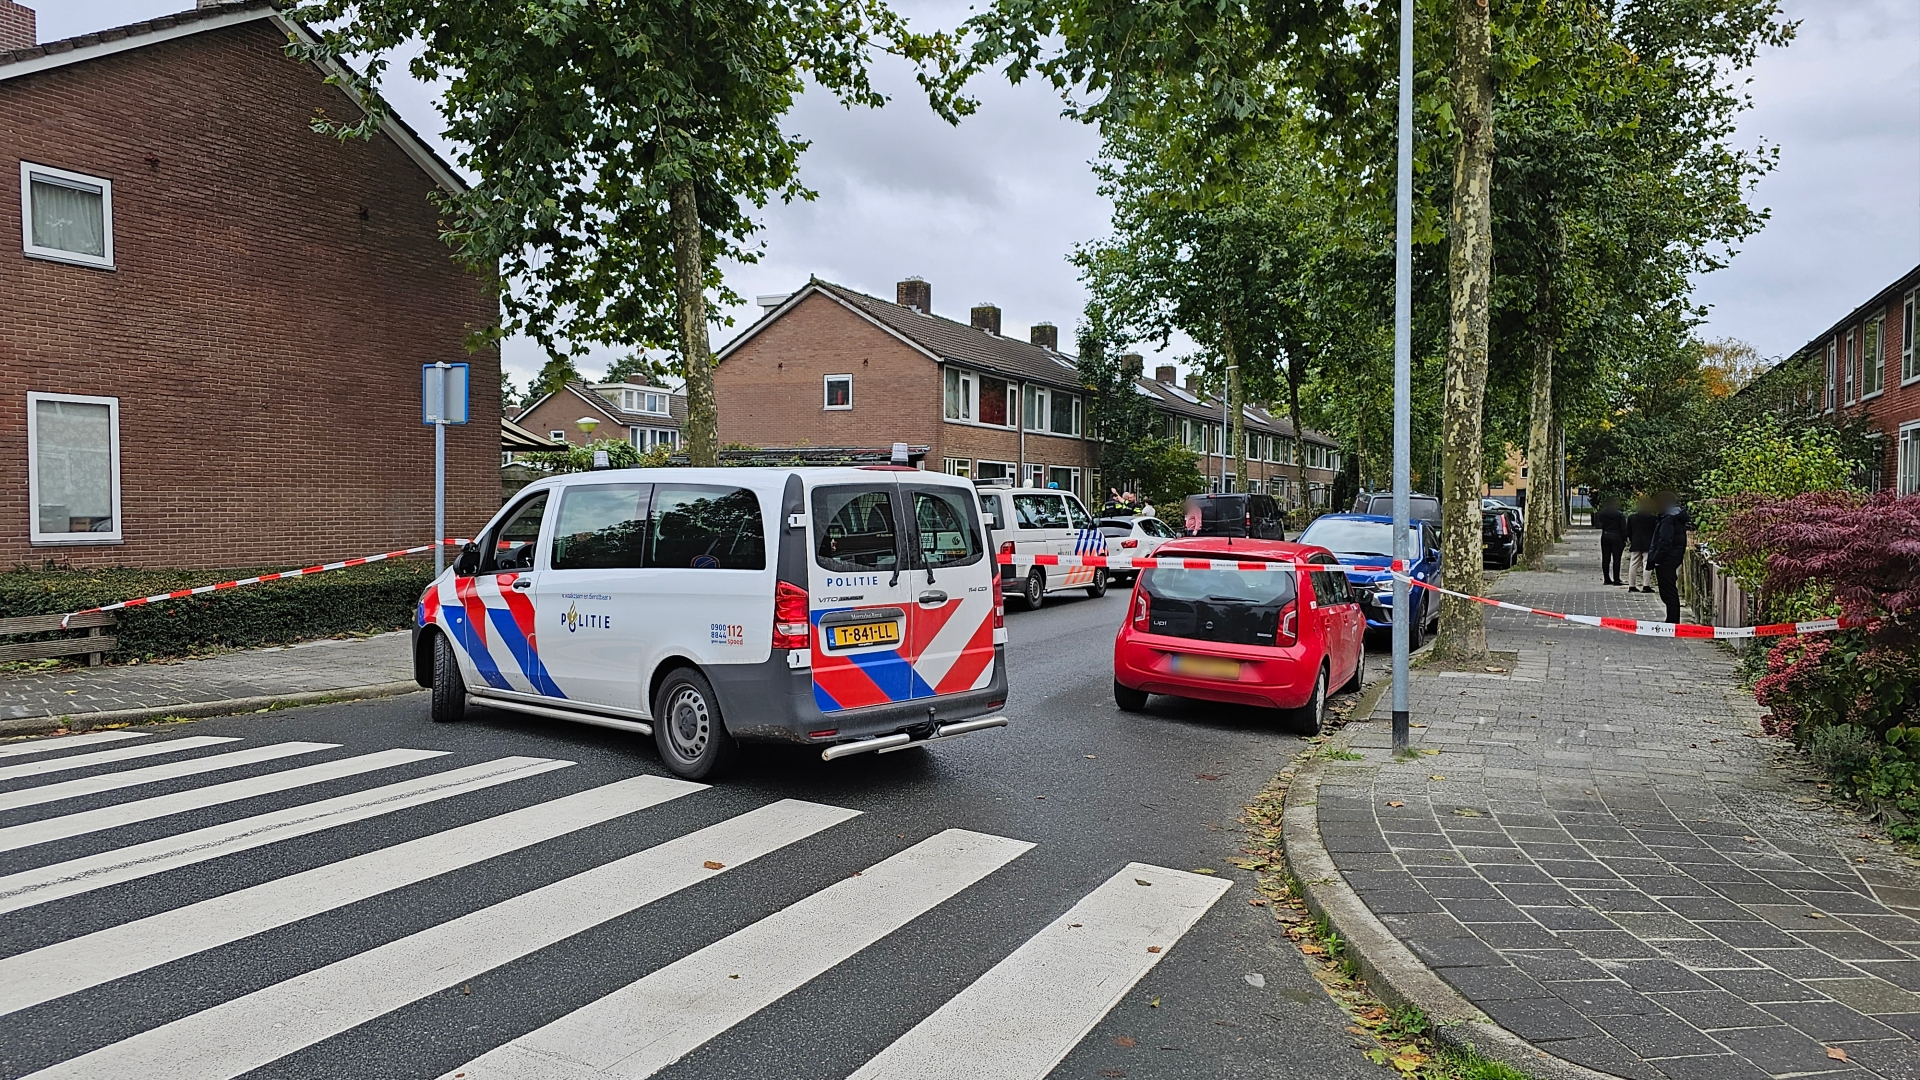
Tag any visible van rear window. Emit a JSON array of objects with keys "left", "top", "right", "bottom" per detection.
[
  {"left": 649, "top": 486, "right": 765, "bottom": 570},
  {"left": 815, "top": 487, "right": 899, "bottom": 572}
]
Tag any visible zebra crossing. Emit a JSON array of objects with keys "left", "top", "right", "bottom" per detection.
[{"left": 0, "top": 732, "right": 1233, "bottom": 1080}]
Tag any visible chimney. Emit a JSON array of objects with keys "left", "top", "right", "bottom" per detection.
[
  {"left": 1122, "top": 353, "right": 1144, "bottom": 378},
  {"left": 0, "top": 1, "right": 34, "bottom": 51},
  {"left": 1029, "top": 322, "right": 1058, "bottom": 351},
  {"left": 1154, "top": 365, "right": 1176, "bottom": 384},
  {"left": 971, "top": 304, "right": 1002, "bottom": 336},
  {"left": 896, "top": 277, "right": 931, "bottom": 313}
]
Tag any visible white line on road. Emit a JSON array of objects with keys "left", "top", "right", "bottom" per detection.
[
  {"left": 0, "top": 741, "right": 342, "bottom": 815},
  {"left": 846, "top": 862, "right": 1231, "bottom": 1080},
  {"left": 0, "top": 730, "right": 148, "bottom": 759},
  {"left": 0, "top": 736, "right": 239, "bottom": 782},
  {"left": 0, "top": 747, "right": 442, "bottom": 853},
  {"left": 448, "top": 828, "right": 1035, "bottom": 1080},
  {"left": 0, "top": 756, "right": 569, "bottom": 916},
  {"left": 0, "top": 773, "right": 702, "bottom": 1018},
  {"left": 19, "top": 799, "right": 856, "bottom": 1080}
]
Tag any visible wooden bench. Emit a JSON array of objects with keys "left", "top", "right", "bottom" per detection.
[{"left": 0, "top": 612, "right": 117, "bottom": 666}]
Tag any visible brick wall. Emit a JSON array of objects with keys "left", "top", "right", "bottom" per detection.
[
  {"left": 519, "top": 388, "right": 612, "bottom": 447},
  {"left": 0, "top": 21, "right": 500, "bottom": 569},
  {"left": 715, "top": 293, "right": 1110, "bottom": 495}
]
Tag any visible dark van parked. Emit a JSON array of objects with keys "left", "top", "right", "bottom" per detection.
[{"left": 1181, "top": 493, "right": 1287, "bottom": 540}]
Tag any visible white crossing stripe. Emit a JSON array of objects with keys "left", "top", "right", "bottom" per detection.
[
  {"left": 846, "top": 862, "right": 1231, "bottom": 1080},
  {"left": 19, "top": 798, "right": 856, "bottom": 1080},
  {"left": 0, "top": 741, "right": 340, "bottom": 815},
  {"left": 448, "top": 828, "right": 1035, "bottom": 1080},
  {"left": 0, "top": 756, "right": 568, "bottom": 916},
  {"left": 0, "top": 748, "right": 442, "bottom": 854},
  {"left": 0, "top": 736, "right": 239, "bottom": 782},
  {"left": 0, "top": 730, "right": 148, "bottom": 759},
  {"left": 0, "top": 773, "right": 702, "bottom": 1018}
]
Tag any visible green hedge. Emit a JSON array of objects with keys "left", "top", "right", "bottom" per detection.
[{"left": 0, "top": 561, "right": 434, "bottom": 660}]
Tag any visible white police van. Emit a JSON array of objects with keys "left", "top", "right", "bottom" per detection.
[
  {"left": 974, "top": 484, "right": 1110, "bottom": 609},
  {"left": 413, "top": 467, "right": 1009, "bottom": 779}
]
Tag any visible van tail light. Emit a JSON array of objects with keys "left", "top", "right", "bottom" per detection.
[
  {"left": 1132, "top": 590, "right": 1151, "bottom": 631},
  {"left": 998, "top": 540, "right": 1015, "bottom": 557},
  {"left": 1121, "top": 538, "right": 1139, "bottom": 548},
  {"left": 991, "top": 571, "right": 1005, "bottom": 629},
  {"left": 773, "top": 580, "right": 810, "bottom": 650},
  {"left": 1277, "top": 600, "right": 1299, "bottom": 647}
]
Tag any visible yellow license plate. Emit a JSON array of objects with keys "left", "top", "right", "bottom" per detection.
[
  {"left": 1169, "top": 654, "right": 1242, "bottom": 680},
  {"left": 830, "top": 621, "right": 900, "bottom": 649}
]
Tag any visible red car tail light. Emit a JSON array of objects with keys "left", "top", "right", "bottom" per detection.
[
  {"left": 1277, "top": 600, "right": 1299, "bottom": 647},
  {"left": 773, "top": 580, "right": 810, "bottom": 650},
  {"left": 998, "top": 540, "right": 1016, "bottom": 556},
  {"left": 991, "top": 571, "right": 1006, "bottom": 629},
  {"left": 1121, "top": 538, "right": 1139, "bottom": 548},
  {"left": 1132, "top": 589, "right": 1151, "bottom": 631}
]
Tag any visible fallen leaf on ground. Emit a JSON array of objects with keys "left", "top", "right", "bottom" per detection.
[
  {"left": 1147, "top": 946, "right": 1163, "bottom": 954},
  {"left": 1300, "top": 943, "right": 1326, "bottom": 955},
  {"left": 1429, "top": 775, "right": 1446, "bottom": 781},
  {"left": 1086, "top": 754, "right": 1096, "bottom": 758},
  {"left": 1827, "top": 1048, "right": 1849, "bottom": 1062},
  {"left": 1249, "top": 898, "right": 1268, "bottom": 907},
  {"left": 1114, "top": 1036, "right": 1136, "bottom": 1048},
  {"left": 1807, "top": 911, "right": 1829, "bottom": 919},
  {"left": 1348, "top": 1025, "right": 1371, "bottom": 1036},
  {"left": 1150, "top": 996, "right": 1161, "bottom": 1007},
  {"left": 1387, "top": 801, "right": 1405, "bottom": 808},
  {"left": 1135, "top": 879, "right": 1153, "bottom": 886},
  {"left": 1743, "top": 836, "right": 1759, "bottom": 843},
  {"left": 702, "top": 861, "right": 725, "bottom": 870},
  {"left": 1192, "top": 868, "right": 1218, "bottom": 874}
]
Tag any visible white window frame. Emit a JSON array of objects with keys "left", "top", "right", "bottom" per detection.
[
  {"left": 1825, "top": 339, "right": 1837, "bottom": 412},
  {"left": 942, "top": 457, "right": 970, "bottom": 478},
  {"left": 20, "top": 162, "right": 115, "bottom": 270},
  {"left": 1904, "top": 291, "right": 1918, "bottom": 386},
  {"left": 944, "top": 367, "right": 975, "bottom": 423},
  {"left": 1845, "top": 327, "right": 1857, "bottom": 404},
  {"left": 27, "top": 391, "right": 122, "bottom": 544},
  {"left": 1863, "top": 315, "right": 1884, "bottom": 399},
  {"left": 550, "top": 430, "right": 567, "bottom": 441},
  {"left": 1901, "top": 421, "right": 1920, "bottom": 497},
  {"left": 1024, "top": 384, "right": 1050, "bottom": 433},
  {"left": 823, "top": 373, "right": 853, "bottom": 411}
]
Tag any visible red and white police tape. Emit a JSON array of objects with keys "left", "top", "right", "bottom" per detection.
[
  {"left": 58, "top": 539, "right": 471, "bottom": 628},
  {"left": 997, "top": 553, "right": 1398, "bottom": 573},
  {"left": 995, "top": 553, "right": 1854, "bottom": 640}
]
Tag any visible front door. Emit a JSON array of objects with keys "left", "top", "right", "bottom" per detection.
[
  {"left": 807, "top": 481, "right": 914, "bottom": 713},
  {"left": 902, "top": 484, "right": 996, "bottom": 699},
  {"left": 533, "top": 481, "right": 651, "bottom": 710},
  {"left": 442, "top": 491, "right": 566, "bottom": 698}
]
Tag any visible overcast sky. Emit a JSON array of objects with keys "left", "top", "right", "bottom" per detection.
[{"left": 42, "top": 0, "right": 1920, "bottom": 384}]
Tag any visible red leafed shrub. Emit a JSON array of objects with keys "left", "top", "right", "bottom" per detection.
[{"left": 1717, "top": 490, "right": 1920, "bottom": 625}]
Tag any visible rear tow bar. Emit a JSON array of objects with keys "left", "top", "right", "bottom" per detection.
[{"left": 819, "top": 716, "right": 1009, "bottom": 761}]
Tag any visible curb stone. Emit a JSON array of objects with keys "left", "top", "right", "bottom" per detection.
[
  {"left": 1280, "top": 725, "right": 1625, "bottom": 1080},
  {"left": 0, "top": 682, "right": 424, "bottom": 738}
]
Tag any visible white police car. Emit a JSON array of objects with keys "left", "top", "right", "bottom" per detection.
[
  {"left": 413, "top": 467, "right": 1009, "bottom": 779},
  {"left": 975, "top": 484, "right": 1110, "bottom": 609}
]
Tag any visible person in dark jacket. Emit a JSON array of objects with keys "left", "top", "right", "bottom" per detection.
[
  {"left": 1593, "top": 498, "right": 1627, "bottom": 585},
  {"left": 1648, "top": 493, "right": 1690, "bottom": 624},
  {"left": 1626, "top": 498, "right": 1659, "bottom": 593}
]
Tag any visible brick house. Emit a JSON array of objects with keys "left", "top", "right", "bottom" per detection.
[
  {"left": 0, "top": 0, "right": 500, "bottom": 569},
  {"left": 713, "top": 277, "right": 1344, "bottom": 506},
  {"left": 516, "top": 380, "right": 686, "bottom": 452},
  {"left": 1742, "top": 262, "right": 1920, "bottom": 493}
]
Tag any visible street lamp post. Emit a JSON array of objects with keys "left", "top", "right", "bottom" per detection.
[{"left": 1390, "top": 0, "right": 1415, "bottom": 755}]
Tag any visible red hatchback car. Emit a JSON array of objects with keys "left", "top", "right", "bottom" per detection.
[{"left": 1112, "top": 538, "right": 1367, "bottom": 733}]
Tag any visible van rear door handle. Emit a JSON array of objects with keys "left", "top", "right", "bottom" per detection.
[
  {"left": 917, "top": 590, "right": 948, "bottom": 605},
  {"left": 510, "top": 578, "right": 534, "bottom": 591}
]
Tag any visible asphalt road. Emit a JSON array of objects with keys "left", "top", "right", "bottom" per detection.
[{"left": 0, "top": 588, "right": 1377, "bottom": 1080}]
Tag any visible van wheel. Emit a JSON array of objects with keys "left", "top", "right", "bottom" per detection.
[
  {"left": 1114, "top": 680, "right": 1148, "bottom": 712},
  {"left": 430, "top": 632, "right": 466, "bottom": 724},
  {"left": 1019, "top": 568, "right": 1046, "bottom": 610},
  {"left": 1283, "top": 667, "right": 1328, "bottom": 736},
  {"left": 653, "top": 668, "right": 737, "bottom": 780},
  {"left": 1086, "top": 568, "right": 1109, "bottom": 598}
]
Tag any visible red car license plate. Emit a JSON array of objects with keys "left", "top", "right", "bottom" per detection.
[{"left": 1168, "top": 654, "right": 1242, "bottom": 680}]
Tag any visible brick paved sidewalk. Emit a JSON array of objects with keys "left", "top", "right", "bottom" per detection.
[
  {"left": 0, "top": 631, "right": 416, "bottom": 732},
  {"left": 1317, "top": 536, "right": 1920, "bottom": 1080}
]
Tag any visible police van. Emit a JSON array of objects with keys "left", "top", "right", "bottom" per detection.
[
  {"left": 413, "top": 467, "right": 1009, "bottom": 780},
  {"left": 974, "top": 484, "right": 1110, "bottom": 610}
]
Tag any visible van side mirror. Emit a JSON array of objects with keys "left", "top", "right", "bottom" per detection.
[{"left": 453, "top": 542, "right": 481, "bottom": 577}]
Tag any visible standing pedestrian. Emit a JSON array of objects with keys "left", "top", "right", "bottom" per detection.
[
  {"left": 1593, "top": 497, "right": 1627, "bottom": 585},
  {"left": 1648, "top": 492, "right": 1689, "bottom": 624},
  {"left": 1626, "top": 497, "right": 1658, "bottom": 592}
]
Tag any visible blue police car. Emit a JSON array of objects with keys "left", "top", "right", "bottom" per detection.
[{"left": 1293, "top": 513, "right": 1442, "bottom": 648}]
